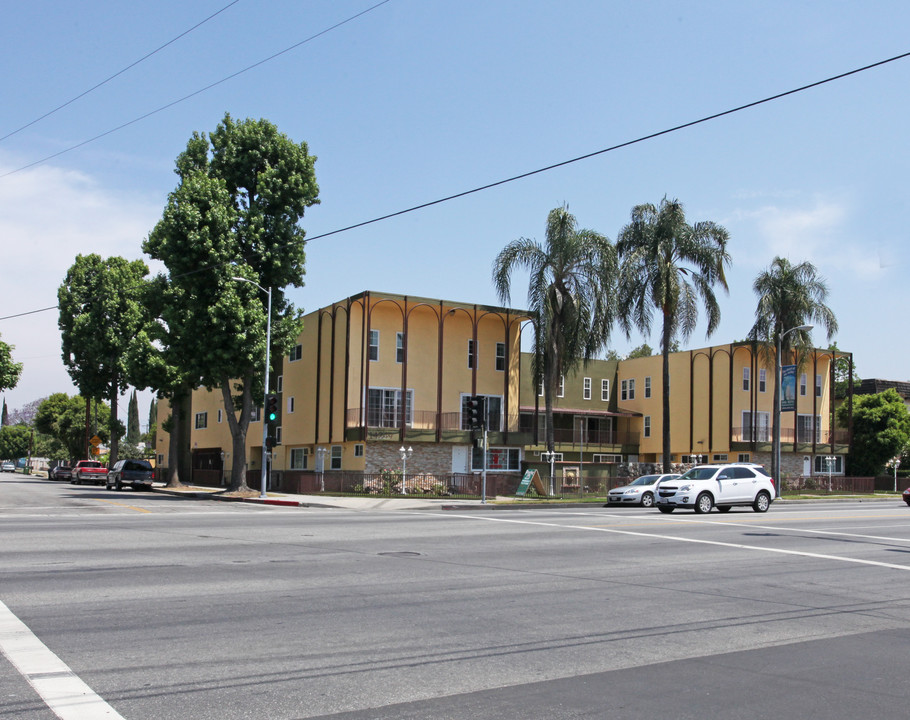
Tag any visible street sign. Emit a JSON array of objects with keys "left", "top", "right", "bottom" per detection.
[{"left": 89, "top": 435, "right": 102, "bottom": 446}]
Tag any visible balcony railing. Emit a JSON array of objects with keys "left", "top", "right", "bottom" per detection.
[
  {"left": 731, "top": 427, "right": 850, "bottom": 444},
  {"left": 345, "top": 409, "right": 522, "bottom": 433}
]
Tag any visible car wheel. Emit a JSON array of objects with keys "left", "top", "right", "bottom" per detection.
[
  {"left": 641, "top": 492, "right": 654, "bottom": 508},
  {"left": 658, "top": 506, "right": 675, "bottom": 514},
  {"left": 115, "top": 480, "right": 123, "bottom": 491},
  {"left": 752, "top": 491, "right": 771, "bottom": 513},
  {"left": 105, "top": 482, "right": 112, "bottom": 490},
  {"left": 716, "top": 506, "right": 732, "bottom": 513},
  {"left": 694, "top": 493, "right": 714, "bottom": 514}
]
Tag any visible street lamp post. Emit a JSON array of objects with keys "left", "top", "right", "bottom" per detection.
[
  {"left": 231, "top": 276, "right": 272, "bottom": 499},
  {"left": 774, "top": 324, "right": 813, "bottom": 498},
  {"left": 541, "top": 451, "right": 556, "bottom": 496},
  {"left": 316, "top": 446, "right": 326, "bottom": 491},
  {"left": 398, "top": 446, "right": 413, "bottom": 494}
]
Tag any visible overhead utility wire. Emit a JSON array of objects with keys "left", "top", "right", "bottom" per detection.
[
  {"left": 1, "top": 49, "right": 908, "bottom": 323},
  {"left": 0, "top": 0, "right": 392, "bottom": 178},
  {"left": 0, "top": 0, "right": 244, "bottom": 143}
]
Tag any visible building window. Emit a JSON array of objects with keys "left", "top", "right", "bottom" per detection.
[
  {"left": 276, "top": 375, "right": 283, "bottom": 393},
  {"left": 583, "top": 377, "right": 592, "bottom": 400},
  {"left": 290, "top": 448, "right": 309, "bottom": 470},
  {"left": 644, "top": 376, "right": 651, "bottom": 399},
  {"left": 738, "top": 453, "right": 751, "bottom": 463},
  {"left": 217, "top": 409, "right": 223, "bottom": 423},
  {"left": 289, "top": 344, "right": 302, "bottom": 362},
  {"left": 593, "top": 454, "right": 622, "bottom": 463},
  {"left": 367, "top": 388, "right": 413, "bottom": 428},
  {"left": 557, "top": 375, "right": 565, "bottom": 398},
  {"left": 742, "top": 411, "right": 770, "bottom": 442},
  {"left": 495, "top": 342, "right": 505, "bottom": 371},
  {"left": 251, "top": 406, "right": 261, "bottom": 423},
  {"left": 621, "top": 380, "right": 627, "bottom": 401},
  {"left": 743, "top": 367, "right": 751, "bottom": 391},
  {"left": 797, "top": 414, "right": 821, "bottom": 443},
  {"left": 472, "top": 446, "right": 520, "bottom": 471},
  {"left": 330, "top": 445, "right": 342, "bottom": 470},
  {"left": 194, "top": 412, "right": 207, "bottom": 429},
  {"left": 800, "top": 373, "right": 807, "bottom": 396},
  {"left": 601, "top": 379, "right": 610, "bottom": 401},
  {"left": 814, "top": 455, "right": 843, "bottom": 474},
  {"left": 643, "top": 415, "right": 651, "bottom": 438},
  {"left": 467, "top": 339, "right": 475, "bottom": 369},
  {"left": 461, "top": 394, "right": 503, "bottom": 431},
  {"left": 537, "top": 451, "right": 564, "bottom": 461},
  {"left": 287, "top": 397, "right": 295, "bottom": 413},
  {"left": 396, "top": 332, "right": 404, "bottom": 363},
  {"left": 816, "top": 374, "right": 822, "bottom": 397},
  {"left": 538, "top": 380, "right": 544, "bottom": 397},
  {"left": 626, "top": 379, "right": 635, "bottom": 400},
  {"left": 712, "top": 454, "right": 728, "bottom": 462},
  {"left": 276, "top": 426, "right": 282, "bottom": 443},
  {"left": 369, "top": 330, "right": 379, "bottom": 361},
  {"left": 354, "top": 444, "right": 364, "bottom": 458},
  {"left": 759, "top": 368, "right": 766, "bottom": 393}
]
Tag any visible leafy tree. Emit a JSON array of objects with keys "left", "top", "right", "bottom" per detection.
[
  {"left": 1, "top": 399, "right": 7, "bottom": 426},
  {"left": 35, "top": 393, "right": 118, "bottom": 461},
  {"left": 146, "top": 398, "right": 157, "bottom": 448},
  {"left": 617, "top": 197, "right": 731, "bottom": 472},
  {"left": 837, "top": 389, "right": 910, "bottom": 476},
  {"left": 493, "top": 205, "right": 617, "bottom": 488},
  {"left": 127, "top": 390, "right": 140, "bottom": 445},
  {"left": 0, "top": 424, "right": 30, "bottom": 460},
  {"left": 625, "top": 343, "right": 654, "bottom": 360},
  {"left": 749, "top": 257, "right": 837, "bottom": 481},
  {"left": 0, "top": 335, "right": 23, "bottom": 393},
  {"left": 144, "top": 114, "right": 319, "bottom": 492},
  {"left": 58, "top": 254, "right": 152, "bottom": 467},
  {"left": 7, "top": 398, "right": 44, "bottom": 426}
]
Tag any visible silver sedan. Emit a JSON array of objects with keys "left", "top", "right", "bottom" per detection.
[{"left": 607, "top": 473, "right": 680, "bottom": 508}]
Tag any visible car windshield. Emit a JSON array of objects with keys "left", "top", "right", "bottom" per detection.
[
  {"left": 630, "top": 475, "right": 658, "bottom": 486},
  {"left": 679, "top": 467, "right": 719, "bottom": 480},
  {"left": 753, "top": 466, "right": 771, "bottom": 477},
  {"left": 80, "top": 461, "right": 102, "bottom": 468}
]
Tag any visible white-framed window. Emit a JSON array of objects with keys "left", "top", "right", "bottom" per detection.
[
  {"left": 495, "top": 342, "right": 505, "bottom": 371},
  {"left": 742, "top": 410, "right": 770, "bottom": 442},
  {"left": 367, "top": 388, "right": 413, "bottom": 428},
  {"left": 473, "top": 446, "right": 520, "bottom": 471},
  {"left": 593, "top": 454, "right": 622, "bottom": 463},
  {"left": 461, "top": 394, "right": 503, "bottom": 431},
  {"left": 738, "top": 453, "right": 751, "bottom": 463},
  {"left": 583, "top": 377, "right": 592, "bottom": 400},
  {"left": 217, "top": 409, "right": 223, "bottom": 423},
  {"left": 712, "top": 454, "right": 728, "bottom": 462},
  {"left": 251, "top": 406, "right": 262, "bottom": 423},
  {"left": 276, "top": 426, "right": 282, "bottom": 444},
  {"left": 643, "top": 415, "right": 651, "bottom": 438},
  {"left": 290, "top": 448, "right": 309, "bottom": 470},
  {"left": 369, "top": 330, "right": 379, "bottom": 361},
  {"left": 194, "top": 412, "right": 207, "bottom": 429},
  {"left": 814, "top": 455, "right": 843, "bottom": 474},
  {"left": 759, "top": 368, "right": 766, "bottom": 393},
  {"left": 538, "top": 380, "right": 544, "bottom": 397},
  {"left": 557, "top": 375, "right": 565, "bottom": 398},
  {"left": 800, "top": 373, "right": 808, "bottom": 396},
  {"left": 644, "top": 376, "right": 652, "bottom": 399},
  {"left": 330, "top": 445, "right": 342, "bottom": 470},
  {"left": 601, "top": 379, "right": 610, "bottom": 401},
  {"left": 287, "top": 397, "right": 295, "bottom": 413},
  {"left": 743, "top": 367, "right": 751, "bottom": 391},
  {"left": 816, "top": 374, "right": 822, "bottom": 397},
  {"left": 797, "top": 414, "right": 822, "bottom": 443},
  {"left": 536, "top": 451, "right": 564, "bottom": 461},
  {"left": 396, "top": 332, "right": 404, "bottom": 363},
  {"left": 354, "top": 444, "right": 364, "bottom": 457},
  {"left": 621, "top": 378, "right": 635, "bottom": 400},
  {"left": 289, "top": 344, "right": 302, "bottom": 362},
  {"left": 467, "top": 339, "right": 475, "bottom": 369},
  {"left": 276, "top": 375, "right": 283, "bottom": 393}
]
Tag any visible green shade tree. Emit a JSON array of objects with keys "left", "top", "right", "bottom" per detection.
[
  {"left": 0, "top": 335, "right": 23, "bottom": 393},
  {"left": 493, "top": 205, "right": 617, "bottom": 489},
  {"left": 749, "top": 257, "right": 838, "bottom": 481},
  {"left": 58, "top": 254, "right": 152, "bottom": 466},
  {"left": 144, "top": 113, "right": 319, "bottom": 492},
  {"left": 837, "top": 389, "right": 910, "bottom": 476},
  {"left": 1, "top": 399, "right": 7, "bottom": 426},
  {"left": 127, "top": 390, "right": 140, "bottom": 445},
  {"left": 0, "top": 424, "right": 30, "bottom": 460},
  {"left": 617, "top": 197, "right": 731, "bottom": 472},
  {"left": 35, "top": 393, "right": 118, "bottom": 461}
]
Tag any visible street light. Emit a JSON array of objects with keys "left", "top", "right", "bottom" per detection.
[
  {"left": 316, "top": 446, "right": 326, "bottom": 491},
  {"left": 231, "top": 276, "right": 272, "bottom": 499},
  {"left": 398, "top": 446, "right": 413, "bottom": 494},
  {"left": 541, "top": 451, "right": 556, "bottom": 496},
  {"left": 774, "top": 324, "right": 813, "bottom": 498}
]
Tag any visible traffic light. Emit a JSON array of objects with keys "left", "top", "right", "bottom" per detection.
[
  {"left": 265, "top": 394, "right": 279, "bottom": 424},
  {"left": 265, "top": 436, "right": 277, "bottom": 450},
  {"left": 466, "top": 395, "right": 485, "bottom": 431}
]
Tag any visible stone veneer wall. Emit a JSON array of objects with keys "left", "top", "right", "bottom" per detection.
[{"left": 365, "top": 442, "right": 457, "bottom": 476}]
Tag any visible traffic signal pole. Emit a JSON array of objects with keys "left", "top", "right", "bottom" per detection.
[{"left": 259, "top": 286, "right": 272, "bottom": 499}]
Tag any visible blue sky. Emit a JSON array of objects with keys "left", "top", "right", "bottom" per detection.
[{"left": 1, "top": 0, "right": 907, "bottom": 428}]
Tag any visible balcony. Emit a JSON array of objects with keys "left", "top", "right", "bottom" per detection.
[
  {"left": 731, "top": 426, "right": 850, "bottom": 447},
  {"left": 344, "top": 409, "right": 529, "bottom": 444}
]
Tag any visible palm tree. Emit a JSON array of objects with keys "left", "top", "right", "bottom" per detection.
[
  {"left": 749, "top": 257, "right": 838, "bottom": 484},
  {"left": 493, "top": 206, "right": 617, "bottom": 489},
  {"left": 616, "top": 197, "right": 731, "bottom": 472}
]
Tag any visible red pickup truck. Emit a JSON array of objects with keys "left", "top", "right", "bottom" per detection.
[{"left": 71, "top": 460, "right": 109, "bottom": 486}]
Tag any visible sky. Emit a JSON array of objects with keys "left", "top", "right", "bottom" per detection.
[{"left": 1, "top": 0, "right": 908, "bottom": 430}]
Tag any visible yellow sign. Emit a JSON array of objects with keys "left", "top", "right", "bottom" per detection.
[
  {"left": 89, "top": 435, "right": 102, "bottom": 446},
  {"left": 90, "top": 445, "right": 101, "bottom": 455}
]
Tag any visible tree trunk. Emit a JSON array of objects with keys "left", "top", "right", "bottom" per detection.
[
  {"left": 661, "top": 317, "right": 673, "bottom": 473},
  {"left": 221, "top": 375, "right": 252, "bottom": 492},
  {"left": 165, "top": 390, "right": 187, "bottom": 488},
  {"left": 109, "top": 383, "right": 119, "bottom": 468}
]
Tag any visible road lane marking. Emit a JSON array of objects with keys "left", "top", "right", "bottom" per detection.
[
  {"left": 438, "top": 513, "right": 910, "bottom": 572},
  {"left": 92, "top": 498, "right": 151, "bottom": 513},
  {"left": 0, "top": 600, "right": 125, "bottom": 719}
]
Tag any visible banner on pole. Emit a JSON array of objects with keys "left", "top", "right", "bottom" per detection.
[{"left": 781, "top": 365, "right": 797, "bottom": 412}]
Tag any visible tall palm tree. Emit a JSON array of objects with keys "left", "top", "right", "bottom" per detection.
[
  {"left": 749, "top": 257, "right": 838, "bottom": 484},
  {"left": 493, "top": 206, "right": 617, "bottom": 489},
  {"left": 617, "top": 197, "right": 731, "bottom": 472}
]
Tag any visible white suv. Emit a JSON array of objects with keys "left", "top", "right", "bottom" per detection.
[{"left": 655, "top": 463, "right": 776, "bottom": 514}]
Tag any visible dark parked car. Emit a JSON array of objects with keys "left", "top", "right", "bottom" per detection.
[
  {"left": 106, "top": 459, "right": 155, "bottom": 491},
  {"left": 49, "top": 465, "right": 73, "bottom": 481}
]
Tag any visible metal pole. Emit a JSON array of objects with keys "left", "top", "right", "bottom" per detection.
[
  {"left": 260, "top": 286, "right": 272, "bottom": 499},
  {"left": 481, "top": 428, "right": 488, "bottom": 504}
]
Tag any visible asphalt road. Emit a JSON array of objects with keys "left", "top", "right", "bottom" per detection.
[{"left": 3, "top": 473, "right": 910, "bottom": 719}]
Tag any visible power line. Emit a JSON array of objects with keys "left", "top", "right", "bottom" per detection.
[
  {"left": 0, "top": 1, "right": 244, "bottom": 144},
  {"left": 0, "top": 0, "right": 392, "bottom": 178},
  {"left": 1, "top": 49, "right": 908, "bottom": 323}
]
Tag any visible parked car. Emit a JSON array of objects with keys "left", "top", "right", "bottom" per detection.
[
  {"left": 903, "top": 486, "right": 910, "bottom": 506},
  {"left": 1, "top": 461, "right": 16, "bottom": 472},
  {"left": 656, "top": 463, "right": 776, "bottom": 514},
  {"left": 106, "top": 459, "right": 154, "bottom": 491},
  {"left": 71, "top": 460, "right": 108, "bottom": 485},
  {"left": 49, "top": 464, "right": 73, "bottom": 481},
  {"left": 607, "top": 473, "right": 680, "bottom": 508}
]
